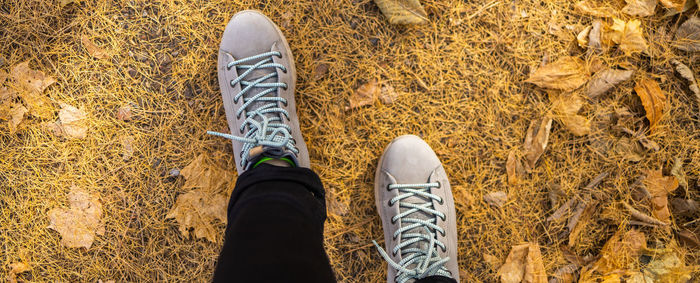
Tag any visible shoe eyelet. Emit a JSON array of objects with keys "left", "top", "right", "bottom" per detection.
[
  {"left": 282, "top": 83, "right": 288, "bottom": 90},
  {"left": 386, "top": 185, "right": 392, "bottom": 191},
  {"left": 441, "top": 246, "right": 447, "bottom": 252},
  {"left": 282, "top": 68, "right": 288, "bottom": 74},
  {"left": 276, "top": 53, "right": 282, "bottom": 58},
  {"left": 390, "top": 216, "right": 397, "bottom": 224},
  {"left": 437, "top": 197, "right": 444, "bottom": 205},
  {"left": 435, "top": 182, "right": 441, "bottom": 189},
  {"left": 387, "top": 200, "right": 393, "bottom": 207},
  {"left": 239, "top": 128, "right": 245, "bottom": 134}
]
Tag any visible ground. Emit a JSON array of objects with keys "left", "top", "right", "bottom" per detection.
[{"left": 1, "top": 0, "right": 698, "bottom": 282}]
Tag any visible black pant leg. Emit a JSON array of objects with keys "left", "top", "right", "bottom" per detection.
[{"left": 213, "top": 164, "right": 335, "bottom": 283}]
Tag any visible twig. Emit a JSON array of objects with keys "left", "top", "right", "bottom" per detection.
[{"left": 583, "top": 172, "right": 608, "bottom": 190}]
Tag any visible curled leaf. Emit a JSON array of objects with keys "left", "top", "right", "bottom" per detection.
[
  {"left": 525, "top": 56, "right": 590, "bottom": 91},
  {"left": 506, "top": 150, "right": 524, "bottom": 185},
  {"left": 634, "top": 78, "right": 666, "bottom": 132},
  {"left": 374, "top": 0, "right": 428, "bottom": 25},
  {"left": 670, "top": 60, "right": 699, "bottom": 102},
  {"left": 551, "top": 92, "right": 591, "bottom": 136},
  {"left": 523, "top": 117, "right": 553, "bottom": 169}
]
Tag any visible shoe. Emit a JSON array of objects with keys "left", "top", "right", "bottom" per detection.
[
  {"left": 373, "top": 135, "right": 459, "bottom": 283},
  {"left": 208, "top": 10, "right": 309, "bottom": 175}
]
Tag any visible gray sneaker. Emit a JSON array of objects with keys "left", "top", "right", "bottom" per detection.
[
  {"left": 373, "top": 135, "right": 460, "bottom": 283},
  {"left": 208, "top": 10, "right": 309, "bottom": 174}
]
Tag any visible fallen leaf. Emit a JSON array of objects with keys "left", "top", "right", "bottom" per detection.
[
  {"left": 166, "top": 154, "right": 233, "bottom": 242},
  {"left": 506, "top": 150, "right": 525, "bottom": 185},
  {"left": 659, "top": 0, "right": 686, "bottom": 10},
  {"left": 551, "top": 92, "right": 591, "bottom": 136},
  {"left": 116, "top": 104, "right": 133, "bottom": 121},
  {"left": 588, "top": 20, "right": 603, "bottom": 53},
  {"left": 634, "top": 78, "right": 666, "bottom": 132},
  {"left": 550, "top": 264, "right": 578, "bottom": 283},
  {"left": 7, "top": 262, "right": 30, "bottom": 283},
  {"left": 11, "top": 62, "right": 56, "bottom": 119},
  {"left": 670, "top": 198, "right": 699, "bottom": 216},
  {"left": 670, "top": 157, "right": 688, "bottom": 189},
  {"left": 624, "top": 201, "right": 669, "bottom": 226},
  {"left": 8, "top": 103, "right": 27, "bottom": 134},
  {"left": 612, "top": 19, "right": 648, "bottom": 55},
  {"left": 497, "top": 243, "right": 547, "bottom": 283},
  {"left": 379, "top": 84, "right": 399, "bottom": 104},
  {"left": 60, "top": 0, "right": 77, "bottom": 8},
  {"left": 48, "top": 186, "right": 105, "bottom": 248},
  {"left": 523, "top": 117, "right": 553, "bottom": 169},
  {"left": 53, "top": 104, "right": 88, "bottom": 139},
  {"left": 568, "top": 201, "right": 597, "bottom": 246},
  {"left": 374, "top": 0, "right": 428, "bottom": 25},
  {"left": 483, "top": 253, "right": 501, "bottom": 270},
  {"left": 120, "top": 135, "right": 135, "bottom": 161},
  {"left": 81, "top": 34, "right": 110, "bottom": 59},
  {"left": 484, "top": 191, "right": 507, "bottom": 208},
  {"left": 644, "top": 169, "right": 679, "bottom": 223},
  {"left": 641, "top": 250, "right": 694, "bottom": 282},
  {"left": 347, "top": 80, "right": 380, "bottom": 110},
  {"left": 671, "top": 60, "right": 700, "bottom": 102},
  {"left": 580, "top": 229, "right": 646, "bottom": 280},
  {"left": 312, "top": 63, "right": 329, "bottom": 81},
  {"left": 525, "top": 56, "right": 590, "bottom": 91},
  {"left": 622, "top": 0, "right": 658, "bottom": 16},
  {"left": 577, "top": 25, "right": 592, "bottom": 48},
  {"left": 674, "top": 17, "right": 700, "bottom": 52},
  {"left": 676, "top": 229, "right": 699, "bottom": 248},
  {"left": 574, "top": 1, "right": 617, "bottom": 18},
  {"left": 587, "top": 69, "right": 635, "bottom": 99}
]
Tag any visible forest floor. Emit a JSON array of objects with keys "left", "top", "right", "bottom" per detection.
[{"left": 1, "top": 0, "right": 699, "bottom": 282}]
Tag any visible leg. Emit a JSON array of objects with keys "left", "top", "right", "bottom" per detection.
[{"left": 213, "top": 164, "right": 335, "bottom": 283}]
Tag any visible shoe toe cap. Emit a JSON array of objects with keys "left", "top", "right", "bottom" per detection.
[
  {"left": 379, "top": 135, "right": 442, "bottom": 184},
  {"left": 220, "top": 10, "right": 282, "bottom": 58}
]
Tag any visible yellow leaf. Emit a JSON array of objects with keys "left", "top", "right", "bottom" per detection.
[
  {"left": 506, "top": 150, "right": 524, "bottom": 185},
  {"left": 634, "top": 78, "right": 666, "bottom": 131},
  {"left": 551, "top": 92, "right": 591, "bottom": 136},
  {"left": 374, "top": 0, "right": 428, "bottom": 25},
  {"left": 47, "top": 186, "right": 105, "bottom": 248},
  {"left": 7, "top": 262, "right": 31, "bottom": 283},
  {"left": 659, "top": 0, "right": 686, "bottom": 10},
  {"left": 622, "top": 0, "right": 658, "bottom": 17},
  {"left": 574, "top": 1, "right": 618, "bottom": 17},
  {"left": 10, "top": 62, "right": 56, "bottom": 119},
  {"left": 525, "top": 56, "right": 590, "bottom": 91},
  {"left": 619, "top": 19, "right": 648, "bottom": 55},
  {"left": 81, "top": 34, "right": 110, "bottom": 59},
  {"left": 166, "top": 154, "right": 234, "bottom": 242},
  {"left": 580, "top": 229, "right": 647, "bottom": 280},
  {"left": 577, "top": 25, "right": 592, "bottom": 48},
  {"left": 497, "top": 243, "right": 547, "bottom": 283},
  {"left": 53, "top": 104, "right": 88, "bottom": 139}
]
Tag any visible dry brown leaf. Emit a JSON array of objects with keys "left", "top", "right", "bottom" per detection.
[
  {"left": 587, "top": 69, "right": 635, "bottom": 99},
  {"left": 577, "top": 26, "right": 592, "bottom": 48},
  {"left": 676, "top": 229, "right": 699, "bottom": 248},
  {"left": 506, "top": 150, "right": 525, "bottom": 185},
  {"left": 580, "top": 229, "right": 646, "bottom": 280},
  {"left": 8, "top": 103, "right": 27, "bottom": 134},
  {"left": 574, "top": 1, "right": 617, "bottom": 18},
  {"left": 523, "top": 117, "right": 553, "bottom": 169},
  {"left": 497, "top": 243, "right": 547, "bottom": 283},
  {"left": 48, "top": 186, "right": 105, "bottom": 248},
  {"left": 670, "top": 198, "right": 698, "bottom": 216},
  {"left": 643, "top": 169, "right": 679, "bottom": 224},
  {"left": 52, "top": 104, "right": 88, "bottom": 139},
  {"left": 374, "top": 0, "right": 428, "bottom": 25},
  {"left": 671, "top": 60, "right": 700, "bottom": 112},
  {"left": 484, "top": 191, "right": 508, "bottom": 208},
  {"left": 624, "top": 201, "right": 668, "bottom": 226},
  {"left": 116, "top": 104, "right": 132, "bottom": 121},
  {"left": 483, "top": 253, "right": 501, "bottom": 270},
  {"left": 640, "top": 250, "right": 694, "bottom": 282},
  {"left": 674, "top": 17, "right": 700, "bottom": 52},
  {"left": 550, "top": 264, "right": 578, "bottom": 283},
  {"left": 622, "top": 0, "right": 658, "bottom": 16},
  {"left": 568, "top": 201, "right": 597, "bottom": 246},
  {"left": 120, "top": 134, "right": 135, "bottom": 161},
  {"left": 166, "top": 154, "right": 233, "bottom": 242},
  {"left": 588, "top": 20, "right": 603, "bottom": 53},
  {"left": 551, "top": 92, "right": 591, "bottom": 136},
  {"left": 634, "top": 78, "right": 666, "bottom": 132},
  {"left": 659, "top": 0, "right": 686, "bottom": 10},
  {"left": 11, "top": 62, "right": 56, "bottom": 119},
  {"left": 670, "top": 157, "right": 688, "bottom": 189},
  {"left": 81, "top": 34, "right": 110, "bottom": 59},
  {"left": 347, "top": 80, "right": 380, "bottom": 110},
  {"left": 525, "top": 56, "right": 590, "bottom": 91},
  {"left": 7, "top": 262, "right": 30, "bottom": 283},
  {"left": 379, "top": 84, "right": 399, "bottom": 104},
  {"left": 616, "top": 19, "right": 648, "bottom": 55},
  {"left": 312, "top": 63, "right": 329, "bottom": 81}
]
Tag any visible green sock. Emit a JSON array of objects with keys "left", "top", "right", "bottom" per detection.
[{"left": 253, "top": 157, "right": 296, "bottom": 168}]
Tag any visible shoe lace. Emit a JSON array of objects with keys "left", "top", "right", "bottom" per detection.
[
  {"left": 372, "top": 182, "right": 452, "bottom": 283},
  {"left": 207, "top": 51, "right": 298, "bottom": 168}
]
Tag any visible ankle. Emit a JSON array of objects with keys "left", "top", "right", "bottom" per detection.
[{"left": 253, "top": 157, "right": 295, "bottom": 168}]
